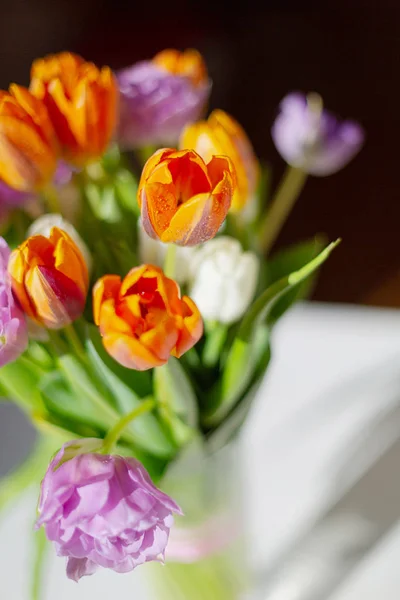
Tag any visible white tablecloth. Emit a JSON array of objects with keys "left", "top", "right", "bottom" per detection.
[{"left": 2, "top": 302, "right": 400, "bottom": 599}]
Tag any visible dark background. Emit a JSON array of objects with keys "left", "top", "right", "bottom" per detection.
[{"left": 0, "top": 0, "right": 398, "bottom": 305}]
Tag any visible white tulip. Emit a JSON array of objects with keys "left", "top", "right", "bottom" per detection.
[
  {"left": 27, "top": 214, "right": 92, "bottom": 272},
  {"left": 137, "top": 221, "right": 196, "bottom": 285},
  {"left": 188, "top": 236, "right": 259, "bottom": 324}
]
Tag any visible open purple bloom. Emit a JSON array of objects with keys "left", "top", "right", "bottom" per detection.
[
  {"left": 117, "top": 61, "right": 211, "bottom": 149},
  {"left": 272, "top": 92, "right": 365, "bottom": 176},
  {"left": 0, "top": 238, "right": 28, "bottom": 367},
  {"left": 36, "top": 440, "right": 182, "bottom": 581}
]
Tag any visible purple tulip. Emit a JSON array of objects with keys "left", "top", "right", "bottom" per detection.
[
  {"left": 36, "top": 440, "right": 182, "bottom": 581},
  {"left": 117, "top": 61, "right": 211, "bottom": 149},
  {"left": 272, "top": 92, "right": 365, "bottom": 176},
  {"left": 0, "top": 238, "right": 28, "bottom": 367}
]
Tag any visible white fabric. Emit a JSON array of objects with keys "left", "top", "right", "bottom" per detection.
[{"left": 2, "top": 302, "right": 400, "bottom": 599}]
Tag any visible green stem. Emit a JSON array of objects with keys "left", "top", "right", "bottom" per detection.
[
  {"left": 42, "top": 183, "right": 61, "bottom": 214},
  {"left": 64, "top": 323, "right": 85, "bottom": 358},
  {"left": 260, "top": 166, "right": 308, "bottom": 255},
  {"left": 164, "top": 244, "right": 177, "bottom": 279},
  {"left": 102, "top": 397, "right": 155, "bottom": 453}
]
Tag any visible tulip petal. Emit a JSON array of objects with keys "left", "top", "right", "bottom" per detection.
[
  {"left": 160, "top": 192, "right": 214, "bottom": 245},
  {"left": 25, "top": 265, "right": 85, "bottom": 329},
  {"left": 173, "top": 296, "right": 203, "bottom": 357},
  {"left": 52, "top": 229, "right": 89, "bottom": 295},
  {"left": 103, "top": 332, "right": 166, "bottom": 370},
  {"left": 93, "top": 275, "right": 121, "bottom": 326}
]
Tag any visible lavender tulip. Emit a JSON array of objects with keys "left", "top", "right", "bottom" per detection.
[
  {"left": 272, "top": 92, "right": 365, "bottom": 176},
  {"left": 117, "top": 61, "right": 211, "bottom": 149},
  {"left": 0, "top": 238, "right": 28, "bottom": 367},
  {"left": 36, "top": 440, "right": 182, "bottom": 581}
]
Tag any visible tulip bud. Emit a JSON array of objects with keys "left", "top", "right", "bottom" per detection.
[
  {"left": 0, "top": 238, "right": 28, "bottom": 366},
  {"left": 28, "top": 214, "right": 92, "bottom": 272},
  {"left": 93, "top": 264, "right": 203, "bottom": 370},
  {"left": 188, "top": 236, "right": 259, "bottom": 324},
  {"left": 117, "top": 49, "right": 211, "bottom": 149},
  {"left": 180, "top": 109, "right": 259, "bottom": 213},
  {"left": 8, "top": 227, "right": 89, "bottom": 329},
  {"left": 138, "top": 149, "right": 236, "bottom": 246},
  {"left": 271, "top": 92, "right": 365, "bottom": 176},
  {"left": 0, "top": 85, "right": 58, "bottom": 192},
  {"left": 30, "top": 52, "right": 118, "bottom": 167}
]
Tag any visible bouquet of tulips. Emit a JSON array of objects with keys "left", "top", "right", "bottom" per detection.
[{"left": 0, "top": 49, "right": 363, "bottom": 589}]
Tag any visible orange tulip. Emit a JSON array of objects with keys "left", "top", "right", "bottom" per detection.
[
  {"left": 138, "top": 149, "right": 236, "bottom": 246},
  {"left": 8, "top": 227, "right": 88, "bottom": 329},
  {"left": 93, "top": 264, "right": 203, "bottom": 370},
  {"left": 0, "top": 85, "right": 58, "bottom": 192},
  {"left": 180, "top": 109, "right": 259, "bottom": 213},
  {"left": 30, "top": 52, "right": 118, "bottom": 166},
  {"left": 153, "top": 49, "right": 208, "bottom": 87}
]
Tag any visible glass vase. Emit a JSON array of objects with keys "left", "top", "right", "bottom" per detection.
[{"left": 144, "top": 437, "right": 250, "bottom": 600}]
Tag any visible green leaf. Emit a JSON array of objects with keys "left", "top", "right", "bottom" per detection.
[
  {"left": 114, "top": 169, "right": 139, "bottom": 215},
  {"left": 57, "top": 354, "right": 118, "bottom": 421},
  {"left": 265, "top": 235, "right": 327, "bottom": 324},
  {"left": 203, "top": 240, "right": 340, "bottom": 426},
  {"left": 39, "top": 371, "right": 111, "bottom": 435},
  {"left": 0, "top": 356, "right": 44, "bottom": 413},
  {"left": 154, "top": 358, "right": 199, "bottom": 446},
  {"left": 86, "top": 325, "right": 152, "bottom": 398},
  {"left": 86, "top": 327, "right": 175, "bottom": 457}
]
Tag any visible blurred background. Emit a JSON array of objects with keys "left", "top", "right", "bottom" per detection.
[
  {"left": 1, "top": 2, "right": 400, "bottom": 598},
  {"left": 0, "top": 0, "right": 398, "bottom": 305}
]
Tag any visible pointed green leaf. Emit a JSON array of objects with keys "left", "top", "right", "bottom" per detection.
[
  {"left": 0, "top": 357, "right": 44, "bottom": 413},
  {"left": 265, "top": 235, "right": 327, "bottom": 324},
  {"left": 86, "top": 327, "right": 175, "bottom": 457},
  {"left": 203, "top": 240, "right": 340, "bottom": 426},
  {"left": 154, "top": 358, "right": 199, "bottom": 445}
]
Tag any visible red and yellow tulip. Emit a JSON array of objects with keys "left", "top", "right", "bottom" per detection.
[
  {"left": 138, "top": 149, "right": 236, "bottom": 246},
  {"left": 180, "top": 109, "right": 259, "bottom": 212},
  {"left": 30, "top": 52, "right": 118, "bottom": 166},
  {"left": 8, "top": 227, "right": 89, "bottom": 329},
  {"left": 0, "top": 85, "right": 58, "bottom": 192},
  {"left": 93, "top": 264, "right": 203, "bottom": 370}
]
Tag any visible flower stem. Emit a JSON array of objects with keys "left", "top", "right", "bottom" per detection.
[
  {"left": 259, "top": 166, "right": 308, "bottom": 255},
  {"left": 42, "top": 184, "right": 61, "bottom": 214},
  {"left": 64, "top": 323, "right": 85, "bottom": 358},
  {"left": 164, "top": 244, "right": 177, "bottom": 279},
  {"left": 102, "top": 397, "right": 155, "bottom": 453}
]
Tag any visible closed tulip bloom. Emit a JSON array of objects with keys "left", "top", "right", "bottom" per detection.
[
  {"left": 8, "top": 227, "right": 88, "bottom": 329},
  {"left": 188, "top": 236, "right": 259, "bottom": 324},
  {"left": 117, "top": 49, "right": 211, "bottom": 148},
  {"left": 0, "top": 238, "right": 28, "bottom": 366},
  {"left": 0, "top": 85, "right": 58, "bottom": 192},
  {"left": 93, "top": 264, "right": 203, "bottom": 370},
  {"left": 271, "top": 92, "right": 365, "bottom": 176},
  {"left": 36, "top": 439, "right": 182, "bottom": 581},
  {"left": 30, "top": 52, "right": 118, "bottom": 166},
  {"left": 28, "top": 214, "right": 92, "bottom": 273},
  {"left": 180, "top": 109, "right": 259, "bottom": 213},
  {"left": 138, "top": 149, "right": 236, "bottom": 246}
]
